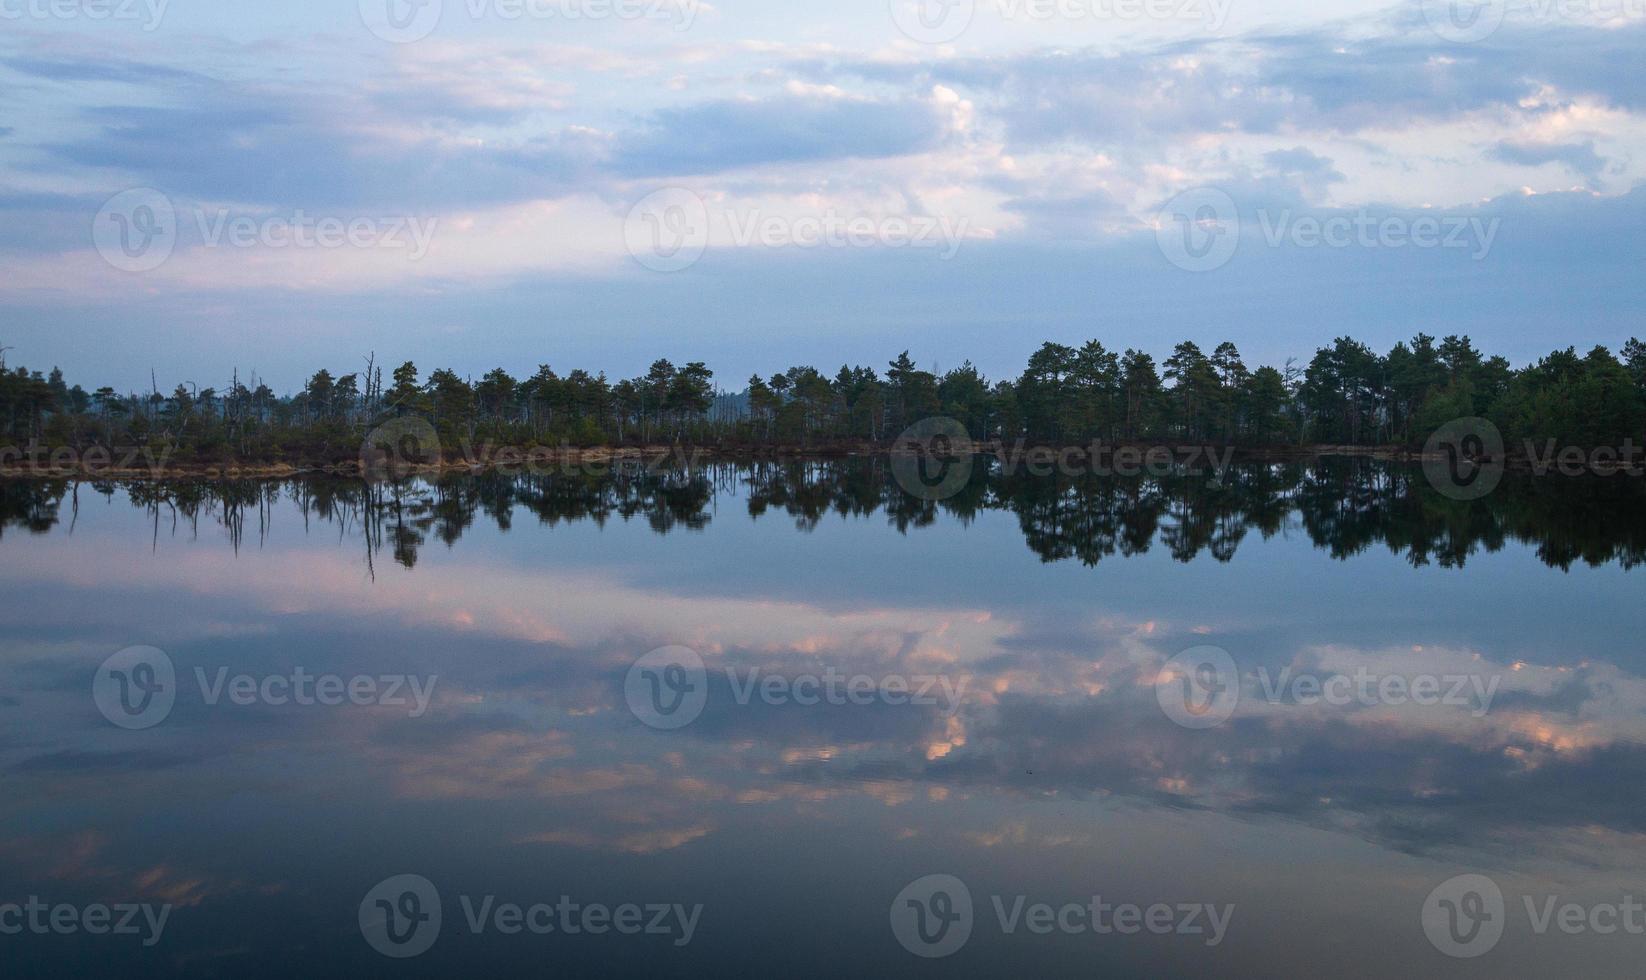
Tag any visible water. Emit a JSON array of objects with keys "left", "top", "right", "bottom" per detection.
[{"left": 2, "top": 459, "right": 1645, "bottom": 977}]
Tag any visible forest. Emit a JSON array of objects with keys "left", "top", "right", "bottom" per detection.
[{"left": 1, "top": 334, "right": 1644, "bottom": 467}]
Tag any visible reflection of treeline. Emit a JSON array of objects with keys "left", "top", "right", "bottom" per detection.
[
  {"left": 3, "top": 334, "right": 1643, "bottom": 463},
  {"left": 5, "top": 459, "right": 1643, "bottom": 571},
  {"left": 0, "top": 464, "right": 719, "bottom": 569}
]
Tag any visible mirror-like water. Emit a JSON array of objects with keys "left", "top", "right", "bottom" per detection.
[{"left": 3, "top": 459, "right": 1644, "bottom": 977}]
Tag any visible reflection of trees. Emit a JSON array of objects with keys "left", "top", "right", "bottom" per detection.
[
  {"left": 741, "top": 456, "right": 1646, "bottom": 570},
  {"left": 3, "top": 456, "right": 1644, "bottom": 570},
  {"left": 0, "top": 479, "right": 69, "bottom": 540}
]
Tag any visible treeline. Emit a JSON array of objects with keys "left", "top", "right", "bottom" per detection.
[{"left": 2, "top": 335, "right": 1644, "bottom": 462}]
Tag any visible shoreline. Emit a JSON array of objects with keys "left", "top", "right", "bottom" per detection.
[{"left": 0, "top": 441, "right": 1549, "bottom": 481}]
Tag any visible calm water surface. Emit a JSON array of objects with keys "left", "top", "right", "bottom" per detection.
[{"left": 3, "top": 459, "right": 1645, "bottom": 977}]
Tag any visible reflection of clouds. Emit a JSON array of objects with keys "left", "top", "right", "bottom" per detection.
[
  {"left": 7, "top": 543, "right": 1013, "bottom": 675},
  {"left": 378, "top": 727, "right": 578, "bottom": 800},
  {"left": 11, "top": 505, "right": 1646, "bottom": 878},
  {"left": 0, "top": 831, "right": 228, "bottom": 909},
  {"left": 131, "top": 865, "right": 213, "bottom": 908},
  {"left": 516, "top": 826, "right": 714, "bottom": 855},
  {"left": 962, "top": 821, "right": 1091, "bottom": 849}
]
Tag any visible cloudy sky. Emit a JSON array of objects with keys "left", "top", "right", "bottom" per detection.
[{"left": 0, "top": 0, "right": 1642, "bottom": 392}]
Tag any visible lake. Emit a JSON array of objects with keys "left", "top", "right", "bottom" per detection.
[{"left": 3, "top": 458, "right": 1645, "bottom": 977}]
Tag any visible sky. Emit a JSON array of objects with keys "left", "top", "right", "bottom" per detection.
[{"left": 0, "top": 0, "right": 1643, "bottom": 393}]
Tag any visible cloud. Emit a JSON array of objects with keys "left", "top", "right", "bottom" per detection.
[
  {"left": 1489, "top": 138, "right": 1609, "bottom": 180},
  {"left": 612, "top": 90, "right": 950, "bottom": 177},
  {"left": 1, "top": 6, "right": 1645, "bottom": 389},
  {"left": 2, "top": 55, "right": 200, "bottom": 85}
]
